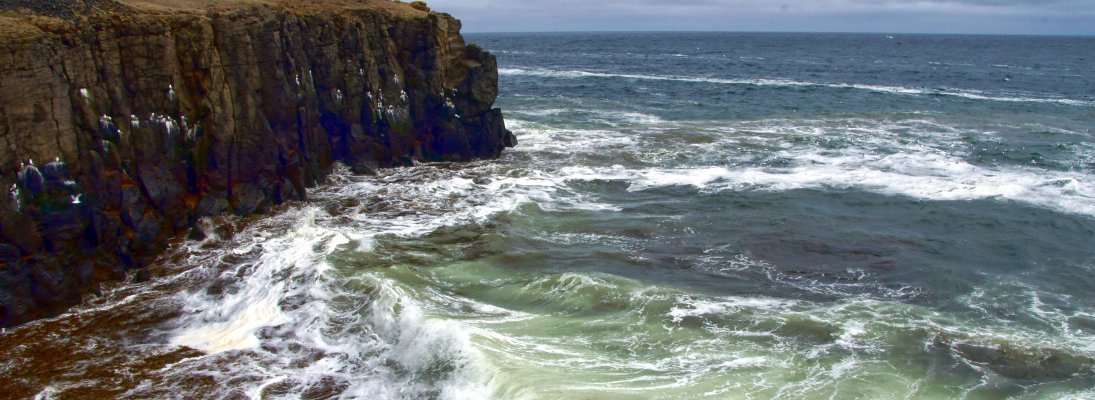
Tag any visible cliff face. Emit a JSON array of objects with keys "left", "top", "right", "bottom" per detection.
[{"left": 0, "top": 1, "right": 515, "bottom": 327}]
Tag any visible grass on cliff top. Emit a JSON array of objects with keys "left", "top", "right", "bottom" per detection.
[
  {"left": 119, "top": 0, "right": 428, "bottom": 17},
  {"left": 0, "top": 0, "right": 121, "bottom": 20},
  {"left": 0, "top": 0, "right": 432, "bottom": 39},
  {"left": 0, "top": 0, "right": 430, "bottom": 27}
]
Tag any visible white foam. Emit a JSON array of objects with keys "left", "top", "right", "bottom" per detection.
[
  {"left": 510, "top": 123, "right": 637, "bottom": 157},
  {"left": 499, "top": 67, "right": 1094, "bottom": 107},
  {"left": 158, "top": 158, "right": 636, "bottom": 396},
  {"left": 341, "top": 275, "right": 497, "bottom": 400},
  {"left": 596, "top": 110, "right": 664, "bottom": 125},
  {"left": 155, "top": 185, "right": 511, "bottom": 396},
  {"left": 552, "top": 145, "right": 1095, "bottom": 217},
  {"left": 508, "top": 113, "right": 1094, "bottom": 217},
  {"left": 716, "top": 356, "right": 767, "bottom": 370},
  {"left": 669, "top": 296, "right": 796, "bottom": 323},
  {"left": 837, "top": 321, "right": 867, "bottom": 348},
  {"left": 168, "top": 212, "right": 332, "bottom": 353},
  {"left": 33, "top": 387, "right": 58, "bottom": 400}
]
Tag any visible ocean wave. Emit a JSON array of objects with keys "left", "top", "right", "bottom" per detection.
[
  {"left": 155, "top": 179, "right": 524, "bottom": 397},
  {"left": 509, "top": 108, "right": 664, "bottom": 126},
  {"left": 153, "top": 159, "right": 637, "bottom": 397},
  {"left": 552, "top": 152, "right": 1095, "bottom": 217},
  {"left": 505, "top": 114, "right": 1095, "bottom": 217},
  {"left": 499, "top": 67, "right": 1094, "bottom": 107}
]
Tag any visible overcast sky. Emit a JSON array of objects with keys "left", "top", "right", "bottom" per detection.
[{"left": 426, "top": 0, "right": 1095, "bottom": 35}]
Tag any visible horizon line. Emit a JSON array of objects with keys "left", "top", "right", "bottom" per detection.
[{"left": 462, "top": 29, "right": 1094, "bottom": 38}]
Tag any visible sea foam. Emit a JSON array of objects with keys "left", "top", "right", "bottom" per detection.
[{"left": 499, "top": 67, "right": 1094, "bottom": 107}]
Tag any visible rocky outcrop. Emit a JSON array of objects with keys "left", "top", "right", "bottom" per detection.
[{"left": 0, "top": 0, "right": 515, "bottom": 327}]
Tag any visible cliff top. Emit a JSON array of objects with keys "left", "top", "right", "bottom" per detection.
[
  {"left": 0, "top": 0, "right": 432, "bottom": 39},
  {"left": 119, "top": 0, "right": 426, "bottom": 16}
]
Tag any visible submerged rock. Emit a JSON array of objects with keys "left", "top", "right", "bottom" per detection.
[
  {"left": 0, "top": 0, "right": 514, "bottom": 327},
  {"left": 934, "top": 333, "right": 1095, "bottom": 380}
]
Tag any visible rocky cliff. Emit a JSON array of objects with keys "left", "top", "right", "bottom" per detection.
[{"left": 0, "top": 0, "right": 515, "bottom": 327}]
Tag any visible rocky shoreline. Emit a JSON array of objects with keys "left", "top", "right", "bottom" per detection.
[{"left": 0, "top": 0, "right": 515, "bottom": 327}]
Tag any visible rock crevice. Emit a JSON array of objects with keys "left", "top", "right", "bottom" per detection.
[{"left": 0, "top": 1, "right": 515, "bottom": 327}]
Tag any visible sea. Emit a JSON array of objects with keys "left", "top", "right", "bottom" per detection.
[{"left": 2, "top": 32, "right": 1093, "bottom": 399}]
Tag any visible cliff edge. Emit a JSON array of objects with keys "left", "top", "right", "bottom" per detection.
[{"left": 0, "top": 0, "right": 516, "bottom": 327}]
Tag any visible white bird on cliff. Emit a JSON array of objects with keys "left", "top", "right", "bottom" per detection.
[{"left": 71, "top": 194, "right": 83, "bottom": 205}]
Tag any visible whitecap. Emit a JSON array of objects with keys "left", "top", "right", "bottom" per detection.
[{"left": 499, "top": 67, "right": 1093, "bottom": 107}]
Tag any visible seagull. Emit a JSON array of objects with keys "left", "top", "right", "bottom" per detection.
[{"left": 71, "top": 194, "right": 83, "bottom": 205}]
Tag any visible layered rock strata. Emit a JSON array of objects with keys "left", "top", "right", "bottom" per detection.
[{"left": 0, "top": 0, "right": 515, "bottom": 327}]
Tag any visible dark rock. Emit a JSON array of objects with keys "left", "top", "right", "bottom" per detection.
[
  {"left": 351, "top": 162, "right": 380, "bottom": 176},
  {"left": 17, "top": 166, "right": 45, "bottom": 198},
  {"left": 0, "top": 244, "right": 21, "bottom": 260},
  {"left": 504, "top": 129, "right": 518, "bottom": 148},
  {"left": 132, "top": 268, "right": 151, "bottom": 284},
  {"left": 39, "top": 162, "right": 70, "bottom": 182},
  {"left": 187, "top": 226, "right": 206, "bottom": 242}
]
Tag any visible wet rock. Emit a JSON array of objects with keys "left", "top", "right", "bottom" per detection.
[
  {"left": 935, "top": 333, "right": 1095, "bottom": 380},
  {"left": 351, "top": 162, "right": 380, "bottom": 176},
  {"left": 131, "top": 268, "right": 151, "bottom": 284},
  {"left": 954, "top": 341, "right": 1094, "bottom": 379},
  {"left": 187, "top": 226, "right": 206, "bottom": 242}
]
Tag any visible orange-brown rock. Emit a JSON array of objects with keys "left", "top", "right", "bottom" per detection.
[{"left": 0, "top": 0, "right": 515, "bottom": 327}]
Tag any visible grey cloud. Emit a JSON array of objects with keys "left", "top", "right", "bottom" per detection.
[{"left": 427, "top": 0, "right": 1095, "bottom": 34}]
